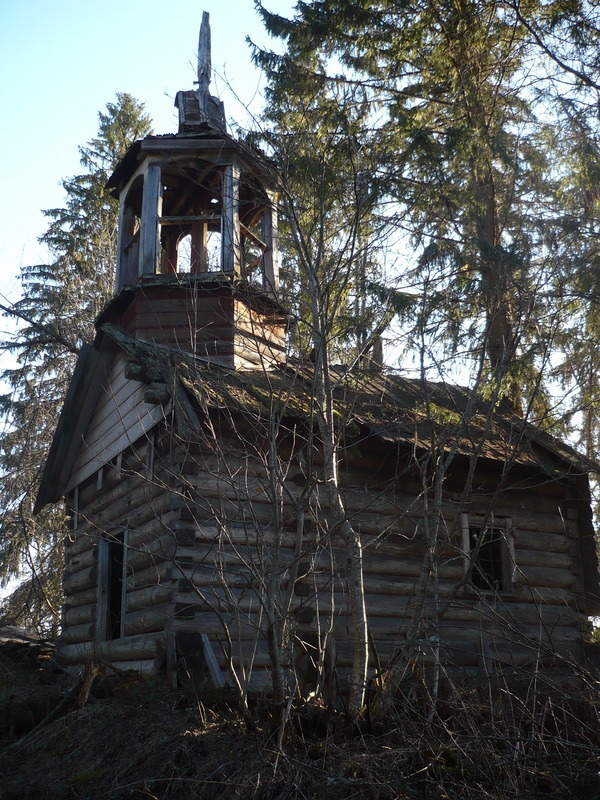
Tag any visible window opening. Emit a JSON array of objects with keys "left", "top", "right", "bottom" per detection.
[
  {"left": 98, "top": 530, "right": 128, "bottom": 641},
  {"left": 241, "top": 221, "right": 265, "bottom": 281},
  {"left": 177, "top": 233, "right": 192, "bottom": 272},
  {"left": 206, "top": 229, "right": 221, "bottom": 270},
  {"left": 107, "top": 532, "right": 126, "bottom": 639},
  {"left": 469, "top": 526, "right": 503, "bottom": 591},
  {"left": 461, "top": 514, "right": 515, "bottom": 593}
]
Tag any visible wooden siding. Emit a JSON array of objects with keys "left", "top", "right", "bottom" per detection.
[{"left": 66, "top": 354, "right": 165, "bottom": 492}]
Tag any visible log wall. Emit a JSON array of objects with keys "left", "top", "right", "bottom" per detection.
[
  {"left": 148, "top": 443, "right": 589, "bottom": 678},
  {"left": 58, "top": 424, "right": 592, "bottom": 687}
]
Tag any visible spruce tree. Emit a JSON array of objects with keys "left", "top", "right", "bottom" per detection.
[
  {"left": 255, "top": 1, "right": 600, "bottom": 412},
  {"left": 0, "top": 93, "right": 152, "bottom": 634}
]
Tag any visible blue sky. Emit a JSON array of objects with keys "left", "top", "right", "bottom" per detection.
[{"left": 0, "top": 0, "right": 293, "bottom": 312}]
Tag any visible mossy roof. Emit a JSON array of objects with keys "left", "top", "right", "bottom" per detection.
[{"left": 102, "top": 323, "right": 596, "bottom": 480}]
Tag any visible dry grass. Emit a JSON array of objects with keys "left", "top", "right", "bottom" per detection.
[{"left": 1, "top": 644, "right": 600, "bottom": 800}]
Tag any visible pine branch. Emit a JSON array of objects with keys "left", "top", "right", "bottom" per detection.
[{"left": 0, "top": 302, "right": 80, "bottom": 356}]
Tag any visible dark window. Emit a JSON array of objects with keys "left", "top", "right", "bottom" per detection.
[
  {"left": 98, "top": 531, "right": 127, "bottom": 641},
  {"left": 469, "top": 526, "right": 504, "bottom": 591},
  {"left": 461, "top": 515, "right": 515, "bottom": 593},
  {"left": 106, "top": 532, "right": 125, "bottom": 640}
]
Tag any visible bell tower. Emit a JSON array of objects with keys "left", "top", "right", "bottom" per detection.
[{"left": 101, "top": 12, "right": 286, "bottom": 369}]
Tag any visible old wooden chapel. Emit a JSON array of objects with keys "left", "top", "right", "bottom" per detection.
[{"left": 36, "top": 14, "right": 600, "bottom": 691}]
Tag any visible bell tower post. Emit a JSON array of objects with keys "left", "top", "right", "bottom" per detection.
[{"left": 103, "top": 12, "right": 286, "bottom": 369}]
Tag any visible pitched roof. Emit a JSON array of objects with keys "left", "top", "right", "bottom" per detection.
[
  {"left": 36, "top": 321, "right": 598, "bottom": 514},
  {"left": 101, "top": 323, "right": 598, "bottom": 480}
]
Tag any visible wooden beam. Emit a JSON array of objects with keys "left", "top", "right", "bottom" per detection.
[
  {"left": 221, "top": 163, "right": 240, "bottom": 276},
  {"left": 262, "top": 190, "right": 279, "bottom": 295},
  {"left": 159, "top": 215, "right": 220, "bottom": 225},
  {"left": 201, "top": 633, "right": 225, "bottom": 687},
  {"left": 140, "top": 164, "right": 163, "bottom": 276},
  {"left": 240, "top": 222, "right": 266, "bottom": 250}
]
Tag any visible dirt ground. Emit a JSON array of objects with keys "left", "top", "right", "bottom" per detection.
[{"left": 2, "top": 633, "right": 600, "bottom": 800}]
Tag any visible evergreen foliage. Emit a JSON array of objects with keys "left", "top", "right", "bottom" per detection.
[
  {"left": 254, "top": 0, "right": 600, "bottom": 422},
  {"left": 0, "top": 94, "right": 152, "bottom": 633},
  {"left": 250, "top": 31, "right": 399, "bottom": 365}
]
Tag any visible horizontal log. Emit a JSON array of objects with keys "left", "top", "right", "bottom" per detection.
[
  {"left": 126, "top": 584, "right": 174, "bottom": 613},
  {"left": 388, "top": 621, "right": 583, "bottom": 653},
  {"left": 65, "top": 545, "right": 98, "bottom": 574},
  {"left": 169, "top": 612, "right": 260, "bottom": 640},
  {"left": 133, "top": 317, "right": 232, "bottom": 341},
  {"left": 77, "top": 469, "right": 163, "bottom": 521},
  {"left": 174, "top": 567, "right": 259, "bottom": 595},
  {"left": 135, "top": 308, "right": 231, "bottom": 328},
  {"left": 127, "top": 560, "right": 178, "bottom": 590},
  {"left": 127, "top": 517, "right": 178, "bottom": 550},
  {"left": 491, "top": 624, "right": 584, "bottom": 650},
  {"left": 63, "top": 565, "right": 97, "bottom": 595},
  {"left": 192, "top": 529, "right": 570, "bottom": 573},
  {"left": 517, "top": 566, "right": 575, "bottom": 590},
  {"left": 341, "top": 487, "right": 426, "bottom": 516},
  {"left": 324, "top": 585, "right": 579, "bottom": 617},
  {"left": 64, "top": 530, "right": 99, "bottom": 559},
  {"left": 180, "top": 478, "right": 433, "bottom": 529},
  {"left": 507, "top": 585, "right": 575, "bottom": 606},
  {"left": 85, "top": 497, "right": 576, "bottom": 564},
  {"left": 331, "top": 597, "right": 582, "bottom": 639},
  {"left": 135, "top": 294, "right": 233, "bottom": 315},
  {"left": 105, "top": 659, "right": 158, "bottom": 674},
  {"left": 64, "top": 527, "right": 573, "bottom": 594},
  {"left": 126, "top": 533, "right": 178, "bottom": 571},
  {"left": 190, "top": 498, "right": 275, "bottom": 527},
  {"left": 513, "top": 548, "right": 571, "bottom": 570},
  {"left": 136, "top": 326, "right": 234, "bottom": 350},
  {"left": 343, "top": 633, "right": 582, "bottom": 672},
  {"left": 120, "top": 490, "right": 177, "bottom": 533},
  {"left": 484, "top": 638, "right": 584, "bottom": 667},
  {"left": 63, "top": 588, "right": 98, "bottom": 608},
  {"left": 60, "top": 621, "right": 95, "bottom": 644},
  {"left": 456, "top": 601, "right": 580, "bottom": 628},
  {"left": 174, "top": 453, "right": 270, "bottom": 480},
  {"left": 172, "top": 587, "right": 263, "bottom": 618},
  {"left": 58, "top": 632, "right": 166, "bottom": 665},
  {"left": 202, "top": 639, "right": 272, "bottom": 671},
  {"left": 303, "top": 485, "right": 571, "bottom": 530},
  {"left": 167, "top": 576, "right": 582, "bottom": 623},
  {"left": 123, "top": 604, "right": 172, "bottom": 636},
  {"left": 64, "top": 603, "right": 96, "bottom": 627},
  {"left": 505, "top": 506, "right": 573, "bottom": 532},
  {"left": 513, "top": 530, "right": 569, "bottom": 554}
]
